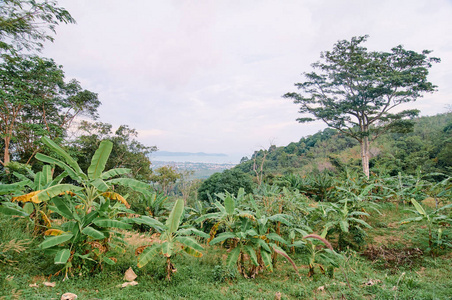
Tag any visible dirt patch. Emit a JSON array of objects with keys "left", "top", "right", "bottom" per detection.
[
  {"left": 124, "top": 232, "right": 160, "bottom": 247},
  {"left": 362, "top": 245, "right": 423, "bottom": 270},
  {"left": 373, "top": 234, "right": 404, "bottom": 245}
]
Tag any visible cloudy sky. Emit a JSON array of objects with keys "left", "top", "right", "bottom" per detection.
[{"left": 42, "top": 0, "right": 452, "bottom": 161}]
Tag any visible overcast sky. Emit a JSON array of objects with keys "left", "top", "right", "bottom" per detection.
[{"left": 42, "top": 0, "right": 452, "bottom": 161}]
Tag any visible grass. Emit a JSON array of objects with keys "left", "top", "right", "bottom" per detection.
[{"left": 1, "top": 202, "right": 451, "bottom": 300}]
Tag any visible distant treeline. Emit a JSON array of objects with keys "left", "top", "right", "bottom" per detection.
[{"left": 234, "top": 112, "right": 452, "bottom": 178}]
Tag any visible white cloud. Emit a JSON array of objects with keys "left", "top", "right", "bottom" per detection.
[{"left": 41, "top": 0, "right": 452, "bottom": 159}]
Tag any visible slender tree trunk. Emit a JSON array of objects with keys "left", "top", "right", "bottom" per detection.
[
  {"left": 360, "top": 136, "right": 370, "bottom": 179},
  {"left": 2, "top": 136, "right": 11, "bottom": 167}
]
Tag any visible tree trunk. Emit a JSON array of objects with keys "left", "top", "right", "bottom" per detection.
[
  {"left": 360, "top": 136, "right": 370, "bottom": 179},
  {"left": 2, "top": 136, "right": 11, "bottom": 167}
]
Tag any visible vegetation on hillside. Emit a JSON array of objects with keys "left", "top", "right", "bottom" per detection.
[{"left": 1, "top": 1, "right": 451, "bottom": 299}]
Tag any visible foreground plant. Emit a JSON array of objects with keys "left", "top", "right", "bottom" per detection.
[
  {"left": 25, "top": 137, "right": 149, "bottom": 279},
  {"left": 401, "top": 198, "right": 452, "bottom": 256},
  {"left": 136, "top": 197, "right": 208, "bottom": 280}
]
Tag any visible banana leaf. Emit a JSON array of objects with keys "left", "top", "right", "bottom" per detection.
[
  {"left": 39, "top": 233, "right": 73, "bottom": 249},
  {"left": 166, "top": 198, "right": 184, "bottom": 234},
  {"left": 137, "top": 244, "right": 161, "bottom": 268},
  {"left": 54, "top": 248, "right": 71, "bottom": 264},
  {"left": 88, "top": 140, "right": 113, "bottom": 180}
]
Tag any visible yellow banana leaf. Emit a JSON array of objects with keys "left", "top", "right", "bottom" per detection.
[
  {"left": 11, "top": 191, "right": 41, "bottom": 203},
  {"left": 44, "top": 229, "right": 65, "bottom": 236},
  {"left": 101, "top": 192, "right": 130, "bottom": 208},
  {"left": 39, "top": 210, "right": 52, "bottom": 228}
]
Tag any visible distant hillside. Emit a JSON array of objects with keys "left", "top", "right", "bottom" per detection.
[
  {"left": 153, "top": 151, "right": 227, "bottom": 157},
  {"left": 233, "top": 112, "right": 452, "bottom": 178},
  {"left": 152, "top": 161, "right": 235, "bottom": 179}
]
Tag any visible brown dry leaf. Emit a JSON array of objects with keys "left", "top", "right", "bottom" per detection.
[
  {"left": 61, "top": 292, "right": 78, "bottom": 300},
  {"left": 29, "top": 283, "right": 38, "bottom": 288},
  {"left": 275, "top": 291, "right": 281, "bottom": 300},
  {"left": 118, "top": 281, "right": 138, "bottom": 288},
  {"left": 317, "top": 286, "right": 325, "bottom": 291},
  {"left": 124, "top": 267, "right": 137, "bottom": 282},
  {"left": 43, "top": 281, "right": 56, "bottom": 287}
]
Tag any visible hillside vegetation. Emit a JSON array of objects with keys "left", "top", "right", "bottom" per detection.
[{"left": 234, "top": 113, "right": 451, "bottom": 180}]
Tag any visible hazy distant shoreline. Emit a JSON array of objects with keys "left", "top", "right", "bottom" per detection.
[{"left": 149, "top": 151, "right": 244, "bottom": 164}]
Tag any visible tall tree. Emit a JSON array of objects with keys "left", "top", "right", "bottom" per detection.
[
  {"left": 0, "top": 55, "right": 100, "bottom": 166},
  {"left": 0, "top": 0, "right": 74, "bottom": 55},
  {"left": 284, "top": 35, "right": 440, "bottom": 178}
]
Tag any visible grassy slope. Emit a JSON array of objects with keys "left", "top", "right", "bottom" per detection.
[{"left": 1, "top": 202, "right": 451, "bottom": 300}]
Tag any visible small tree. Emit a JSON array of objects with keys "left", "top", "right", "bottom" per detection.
[{"left": 284, "top": 35, "right": 439, "bottom": 178}]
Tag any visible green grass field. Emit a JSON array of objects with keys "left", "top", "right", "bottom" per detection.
[{"left": 1, "top": 203, "right": 451, "bottom": 300}]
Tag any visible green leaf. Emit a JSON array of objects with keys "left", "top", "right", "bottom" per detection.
[
  {"left": 0, "top": 203, "right": 29, "bottom": 217},
  {"left": 340, "top": 220, "right": 349, "bottom": 233},
  {"left": 224, "top": 195, "right": 234, "bottom": 215},
  {"left": 209, "top": 232, "right": 236, "bottom": 245},
  {"left": 54, "top": 248, "right": 71, "bottom": 264},
  {"left": 39, "top": 233, "right": 73, "bottom": 249},
  {"left": 411, "top": 198, "right": 427, "bottom": 216},
  {"left": 91, "top": 178, "right": 109, "bottom": 192},
  {"left": 103, "top": 256, "right": 116, "bottom": 265},
  {"left": 175, "top": 236, "right": 204, "bottom": 252},
  {"left": 268, "top": 214, "right": 292, "bottom": 226},
  {"left": 33, "top": 184, "right": 82, "bottom": 203},
  {"left": 107, "top": 178, "right": 150, "bottom": 194},
  {"left": 261, "top": 250, "right": 273, "bottom": 272},
  {"left": 93, "top": 218, "right": 132, "bottom": 230},
  {"left": 161, "top": 241, "right": 174, "bottom": 257},
  {"left": 226, "top": 246, "right": 241, "bottom": 269},
  {"left": 137, "top": 244, "right": 161, "bottom": 268},
  {"left": 36, "top": 153, "right": 80, "bottom": 181},
  {"left": 81, "top": 226, "right": 106, "bottom": 240},
  {"left": 132, "top": 216, "right": 164, "bottom": 231},
  {"left": 51, "top": 197, "right": 74, "bottom": 220},
  {"left": 100, "top": 168, "right": 131, "bottom": 179},
  {"left": 166, "top": 198, "right": 184, "bottom": 234},
  {"left": 0, "top": 182, "right": 27, "bottom": 195},
  {"left": 255, "top": 238, "right": 271, "bottom": 252},
  {"left": 82, "top": 211, "right": 100, "bottom": 227},
  {"left": 41, "top": 136, "right": 84, "bottom": 176},
  {"left": 243, "top": 245, "right": 259, "bottom": 266},
  {"left": 42, "top": 165, "right": 52, "bottom": 186},
  {"left": 23, "top": 203, "right": 34, "bottom": 215},
  {"left": 88, "top": 140, "right": 113, "bottom": 180},
  {"left": 266, "top": 233, "right": 288, "bottom": 245}
]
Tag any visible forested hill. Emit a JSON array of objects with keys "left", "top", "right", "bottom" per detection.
[{"left": 234, "top": 112, "right": 452, "bottom": 178}]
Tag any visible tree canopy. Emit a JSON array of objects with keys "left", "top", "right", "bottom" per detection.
[
  {"left": 0, "top": 55, "right": 100, "bottom": 166},
  {"left": 0, "top": 0, "right": 74, "bottom": 55},
  {"left": 284, "top": 35, "right": 440, "bottom": 178}
]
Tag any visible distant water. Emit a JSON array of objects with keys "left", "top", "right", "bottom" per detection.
[{"left": 149, "top": 153, "right": 244, "bottom": 164}]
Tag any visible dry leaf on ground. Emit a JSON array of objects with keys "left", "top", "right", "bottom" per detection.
[
  {"left": 117, "top": 281, "right": 138, "bottom": 288},
  {"left": 43, "top": 281, "right": 56, "bottom": 287},
  {"left": 61, "top": 292, "right": 78, "bottom": 300},
  {"left": 124, "top": 267, "right": 137, "bottom": 282}
]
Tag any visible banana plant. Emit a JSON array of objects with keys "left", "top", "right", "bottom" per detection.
[
  {"left": 401, "top": 198, "right": 452, "bottom": 256},
  {"left": 320, "top": 200, "right": 372, "bottom": 250},
  {"left": 210, "top": 215, "right": 299, "bottom": 279},
  {"left": 135, "top": 198, "right": 208, "bottom": 280},
  {"left": 195, "top": 189, "right": 254, "bottom": 243},
  {"left": 297, "top": 229, "right": 342, "bottom": 277},
  {"left": 28, "top": 137, "right": 150, "bottom": 278}
]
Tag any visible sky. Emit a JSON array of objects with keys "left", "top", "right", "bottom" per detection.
[{"left": 42, "top": 0, "right": 452, "bottom": 162}]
